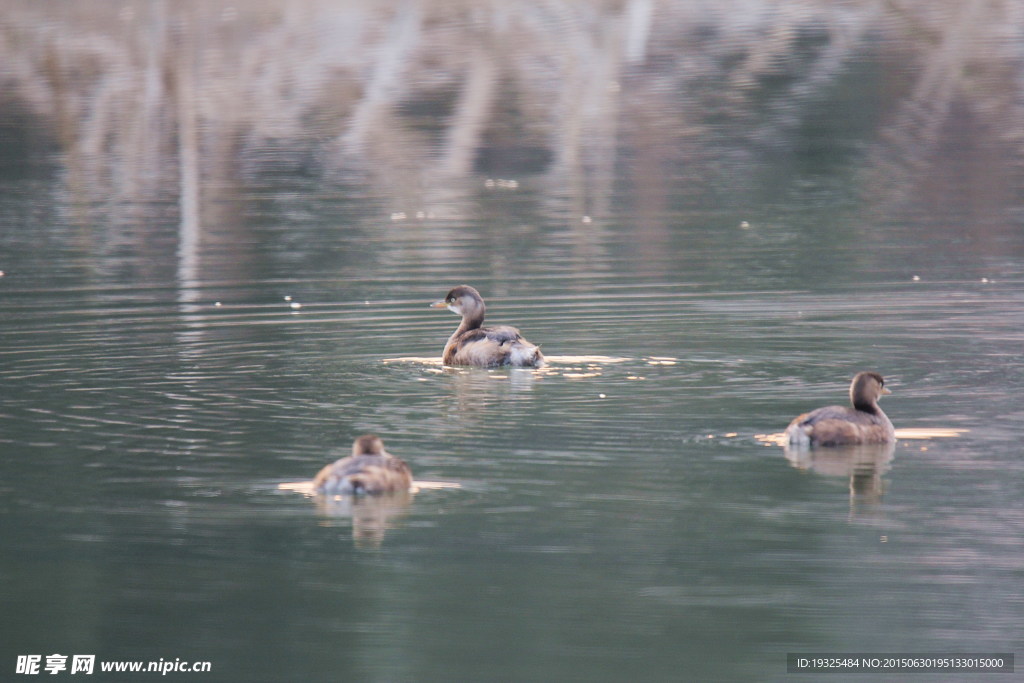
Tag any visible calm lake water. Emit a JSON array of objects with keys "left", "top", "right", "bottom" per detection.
[{"left": 2, "top": 2, "right": 1023, "bottom": 681}]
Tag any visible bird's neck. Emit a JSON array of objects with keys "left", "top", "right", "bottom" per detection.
[
  {"left": 442, "top": 311, "right": 484, "bottom": 362},
  {"left": 852, "top": 397, "right": 880, "bottom": 415},
  {"left": 456, "top": 310, "right": 484, "bottom": 334}
]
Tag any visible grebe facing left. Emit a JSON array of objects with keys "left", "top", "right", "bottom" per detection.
[
  {"left": 313, "top": 434, "right": 413, "bottom": 495},
  {"left": 431, "top": 285, "right": 544, "bottom": 368},
  {"left": 785, "top": 372, "right": 895, "bottom": 446}
]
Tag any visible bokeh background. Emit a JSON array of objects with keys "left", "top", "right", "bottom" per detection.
[{"left": 2, "top": 2, "right": 1022, "bottom": 681}]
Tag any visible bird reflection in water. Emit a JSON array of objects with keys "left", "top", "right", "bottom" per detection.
[
  {"left": 784, "top": 442, "right": 896, "bottom": 519},
  {"left": 280, "top": 480, "right": 459, "bottom": 549},
  {"left": 761, "top": 427, "right": 967, "bottom": 518},
  {"left": 314, "top": 488, "right": 415, "bottom": 550},
  {"left": 277, "top": 478, "right": 413, "bottom": 548},
  {"left": 381, "top": 356, "right": 540, "bottom": 435}
]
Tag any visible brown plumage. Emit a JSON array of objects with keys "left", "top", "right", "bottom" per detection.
[
  {"left": 430, "top": 285, "right": 544, "bottom": 368},
  {"left": 785, "top": 372, "right": 895, "bottom": 446},
  {"left": 313, "top": 434, "right": 412, "bottom": 495}
]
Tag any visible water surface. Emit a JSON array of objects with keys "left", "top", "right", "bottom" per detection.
[{"left": 2, "top": 2, "right": 1023, "bottom": 681}]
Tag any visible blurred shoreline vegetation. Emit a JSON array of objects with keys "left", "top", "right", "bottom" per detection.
[{"left": 0, "top": 0, "right": 1021, "bottom": 245}]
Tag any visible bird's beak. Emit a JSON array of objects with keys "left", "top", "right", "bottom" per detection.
[
  {"left": 430, "top": 300, "right": 448, "bottom": 309},
  {"left": 882, "top": 387, "right": 892, "bottom": 395}
]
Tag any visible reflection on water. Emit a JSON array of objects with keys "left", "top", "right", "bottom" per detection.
[
  {"left": 2, "top": 1, "right": 1024, "bottom": 681},
  {"left": 383, "top": 355, "right": 639, "bottom": 402},
  {"left": 2, "top": 0, "right": 1022, "bottom": 295},
  {"left": 785, "top": 443, "right": 896, "bottom": 516},
  {"left": 894, "top": 428, "right": 970, "bottom": 440},
  {"left": 316, "top": 489, "right": 415, "bottom": 550},
  {"left": 279, "top": 480, "right": 459, "bottom": 548},
  {"left": 384, "top": 354, "right": 631, "bottom": 366},
  {"left": 763, "top": 428, "right": 969, "bottom": 519}
]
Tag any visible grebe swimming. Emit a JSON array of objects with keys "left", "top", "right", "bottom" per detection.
[
  {"left": 313, "top": 434, "right": 413, "bottom": 495},
  {"left": 785, "top": 372, "right": 895, "bottom": 446},
  {"left": 431, "top": 285, "right": 544, "bottom": 368}
]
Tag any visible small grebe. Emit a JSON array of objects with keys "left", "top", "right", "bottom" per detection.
[
  {"left": 431, "top": 285, "right": 544, "bottom": 368},
  {"left": 313, "top": 434, "right": 413, "bottom": 495},
  {"left": 785, "top": 372, "right": 895, "bottom": 446}
]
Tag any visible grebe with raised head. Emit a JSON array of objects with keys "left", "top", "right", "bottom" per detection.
[
  {"left": 785, "top": 372, "right": 895, "bottom": 446},
  {"left": 431, "top": 285, "right": 544, "bottom": 368}
]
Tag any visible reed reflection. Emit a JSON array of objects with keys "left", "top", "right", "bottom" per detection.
[{"left": 4, "top": 0, "right": 1021, "bottom": 265}]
